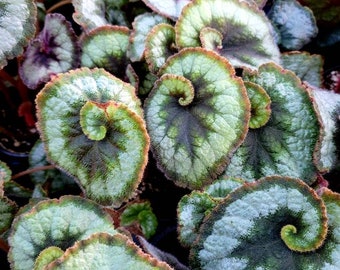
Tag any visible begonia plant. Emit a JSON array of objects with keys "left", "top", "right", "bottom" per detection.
[{"left": 0, "top": 0, "right": 340, "bottom": 269}]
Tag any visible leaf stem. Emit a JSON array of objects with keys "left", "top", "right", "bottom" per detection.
[
  {"left": 46, "top": 0, "right": 72, "bottom": 13},
  {"left": 11, "top": 165, "right": 56, "bottom": 180}
]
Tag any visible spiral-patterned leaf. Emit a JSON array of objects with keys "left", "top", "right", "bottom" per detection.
[
  {"left": 0, "top": 0, "right": 36, "bottom": 69},
  {"left": 19, "top": 13, "right": 80, "bottom": 89},
  {"left": 189, "top": 176, "right": 329, "bottom": 270},
  {"left": 128, "top": 12, "right": 169, "bottom": 62},
  {"left": 36, "top": 68, "right": 149, "bottom": 206},
  {"left": 45, "top": 233, "right": 173, "bottom": 269},
  {"left": 145, "top": 23, "right": 177, "bottom": 74},
  {"left": 144, "top": 48, "right": 250, "bottom": 189},
  {"left": 81, "top": 25, "right": 130, "bottom": 79},
  {"left": 224, "top": 62, "right": 321, "bottom": 184},
  {"left": 175, "top": 0, "right": 280, "bottom": 69},
  {"left": 8, "top": 196, "right": 117, "bottom": 270}
]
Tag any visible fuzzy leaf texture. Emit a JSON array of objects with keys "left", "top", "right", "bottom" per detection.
[
  {"left": 0, "top": 0, "right": 36, "bottom": 68},
  {"left": 35, "top": 67, "right": 149, "bottom": 206},
  {"left": 189, "top": 176, "right": 334, "bottom": 270},
  {"left": 144, "top": 48, "right": 250, "bottom": 189},
  {"left": 19, "top": 13, "right": 79, "bottom": 89},
  {"left": 281, "top": 51, "right": 323, "bottom": 88},
  {"left": 8, "top": 196, "right": 117, "bottom": 270},
  {"left": 175, "top": 0, "right": 281, "bottom": 69},
  {"left": 267, "top": 0, "right": 318, "bottom": 50},
  {"left": 44, "top": 233, "right": 173, "bottom": 269},
  {"left": 224, "top": 63, "right": 321, "bottom": 184}
]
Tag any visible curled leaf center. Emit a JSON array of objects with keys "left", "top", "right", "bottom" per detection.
[{"left": 80, "top": 100, "right": 112, "bottom": 141}]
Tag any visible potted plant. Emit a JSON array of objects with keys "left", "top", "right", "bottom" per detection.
[{"left": 1, "top": 0, "right": 339, "bottom": 269}]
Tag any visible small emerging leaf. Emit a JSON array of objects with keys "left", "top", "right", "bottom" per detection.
[
  {"left": 120, "top": 201, "right": 158, "bottom": 239},
  {"left": 245, "top": 81, "right": 271, "bottom": 129}
]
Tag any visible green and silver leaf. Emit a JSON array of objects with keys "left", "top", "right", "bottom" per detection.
[
  {"left": 33, "top": 246, "right": 64, "bottom": 270},
  {"left": 144, "top": 48, "right": 250, "bottom": 189},
  {"left": 81, "top": 25, "right": 130, "bottom": 79},
  {"left": 189, "top": 176, "right": 329, "bottom": 270},
  {"left": 19, "top": 13, "right": 79, "bottom": 89},
  {"left": 175, "top": 0, "right": 281, "bottom": 69},
  {"left": 224, "top": 62, "right": 321, "bottom": 184},
  {"left": 45, "top": 233, "right": 173, "bottom": 270},
  {"left": 178, "top": 176, "right": 244, "bottom": 247},
  {"left": 268, "top": 0, "right": 318, "bottom": 50},
  {"left": 72, "top": 0, "right": 129, "bottom": 31},
  {"left": 281, "top": 51, "right": 324, "bottom": 88},
  {"left": 0, "top": 0, "right": 36, "bottom": 69},
  {"left": 8, "top": 196, "right": 117, "bottom": 270},
  {"left": 36, "top": 67, "right": 149, "bottom": 206},
  {"left": 141, "top": 0, "right": 191, "bottom": 20},
  {"left": 128, "top": 12, "right": 169, "bottom": 62},
  {"left": 311, "top": 86, "right": 340, "bottom": 172},
  {"left": 145, "top": 23, "right": 177, "bottom": 74}
]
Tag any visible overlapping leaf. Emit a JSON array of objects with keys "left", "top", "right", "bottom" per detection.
[
  {"left": 8, "top": 196, "right": 117, "bottom": 270},
  {"left": 144, "top": 48, "right": 250, "bottom": 189},
  {"left": 175, "top": 0, "right": 281, "bottom": 69},
  {"left": 45, "top": 233, "right": 173, "bottom": 269},
  {"left": 224, "top": 63, "right": 321, "bottom": 184},
  {"left": 141, "top": 0, "right": 191, "bottom": 20},
  {"left": 311, "top": 86, "right": 340, "bottom": 172},
  {"left": 281, "top": 51, "right": 323, "bottom": 87},
  {"left": 19, "top": 13, "right": 79, "bottom": 89},
  {"left": 0, "top": 0, "right": 36, "bottom": 69},
  {"left": 128, "top": 12, "right": 169, "bottom": 62},
  {"left": 36, "top": 68, "right": 149, "bottom": 206},
  {"left": 267, "top": 0, "right": 318, "bottom": 50},
  {"left": 80, "top": 25, "right": 130, "bottom": 79},
  {"left": 190, "top": 176, "right": 331, "bottom": 270}
]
